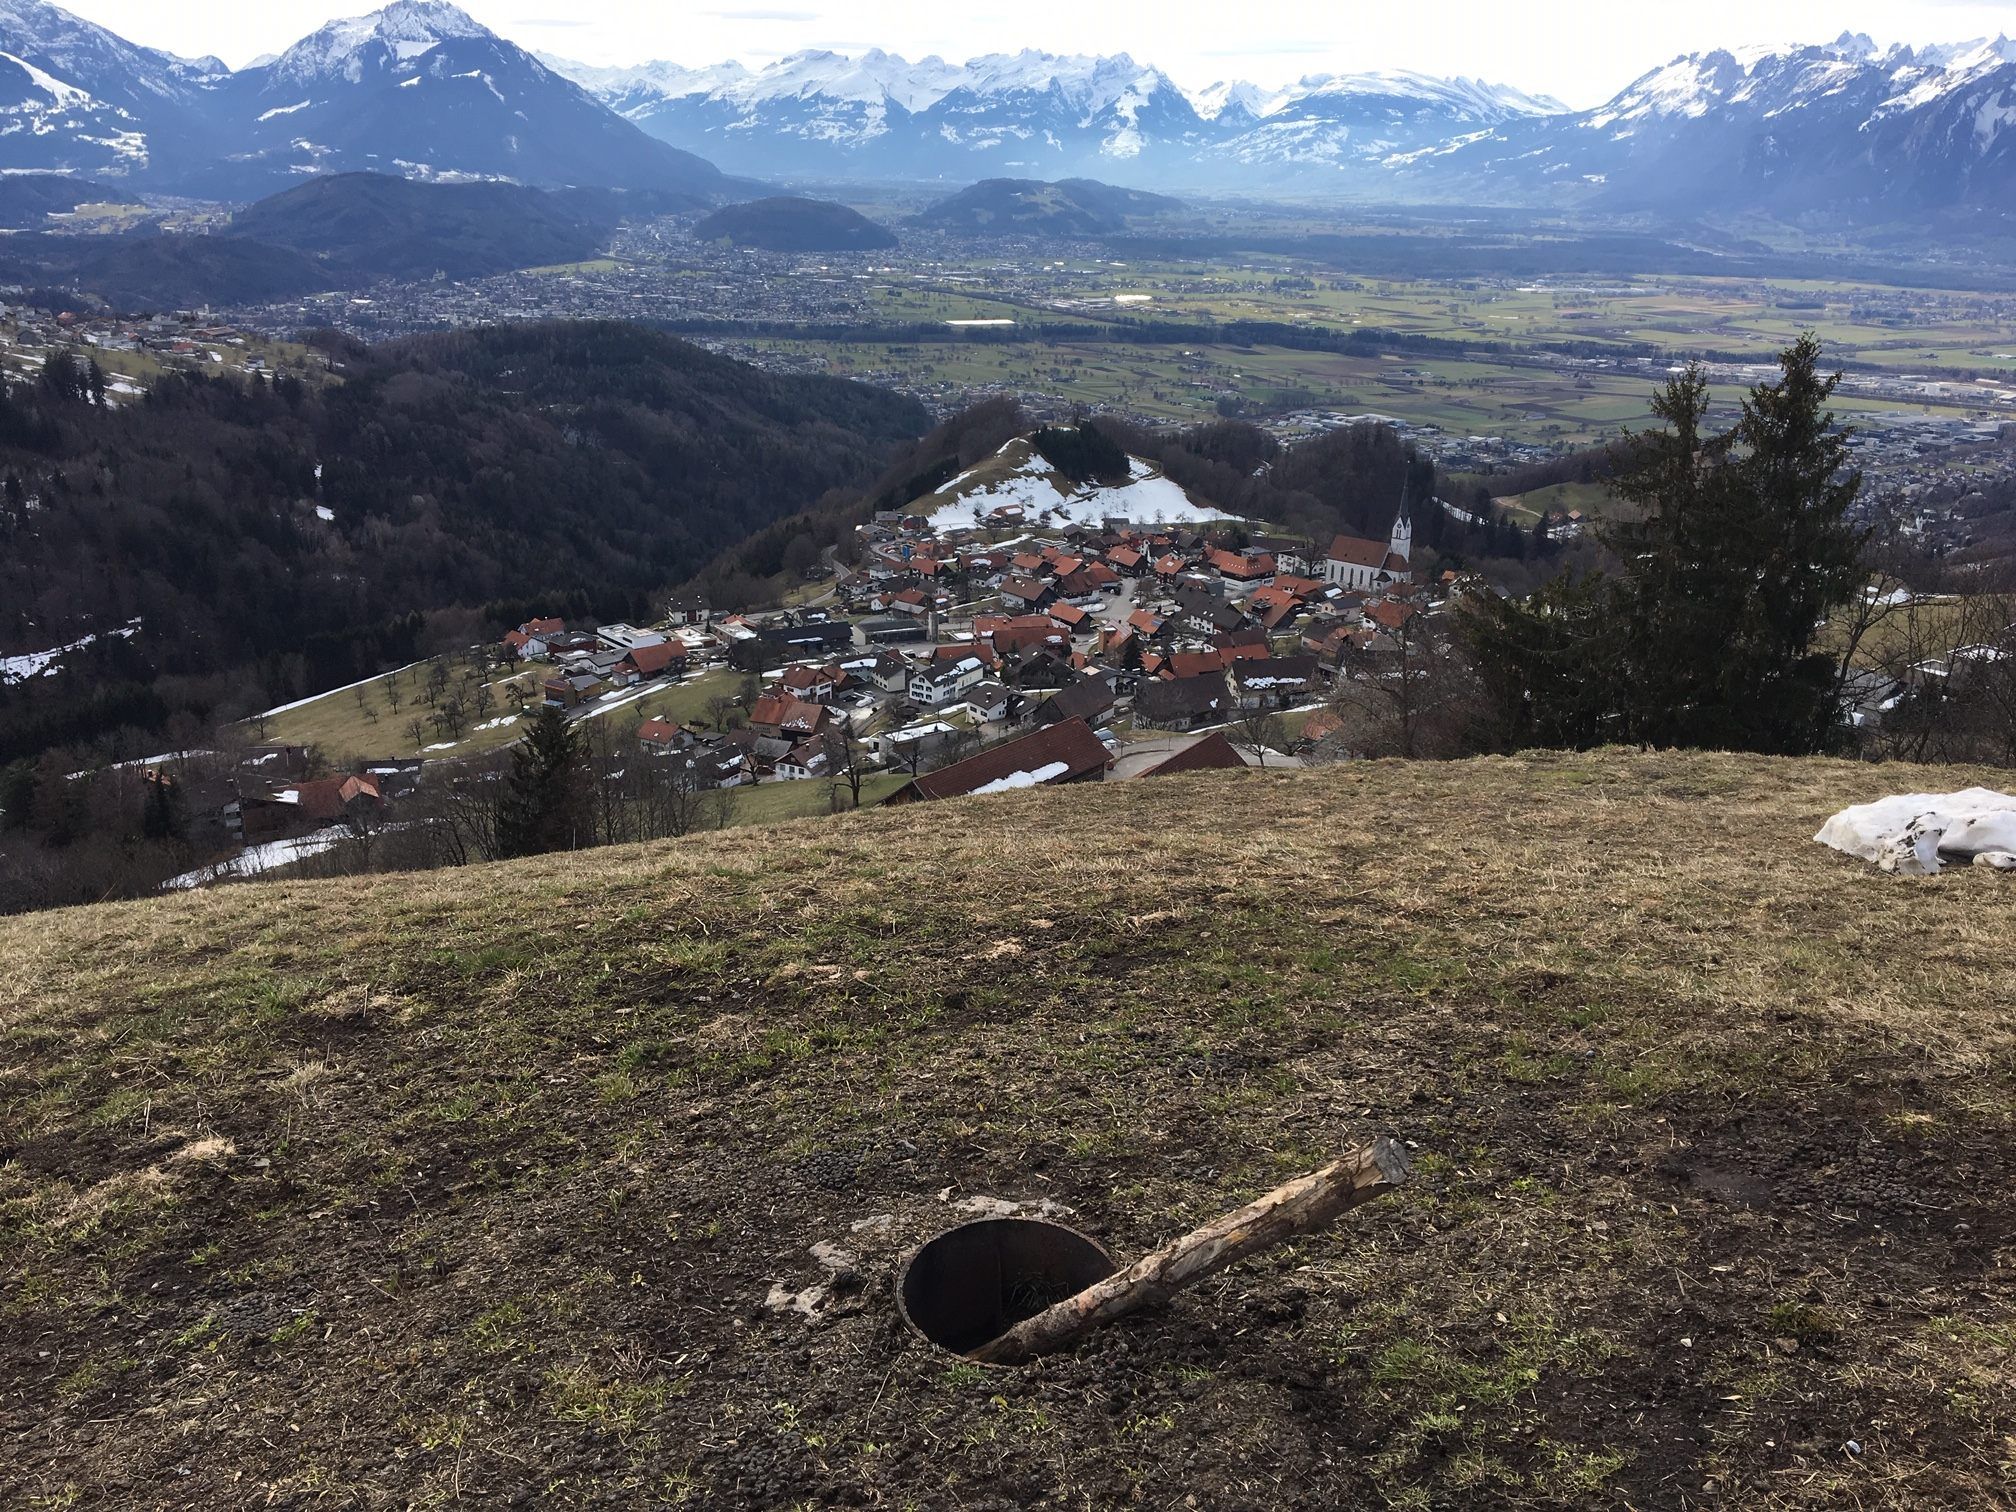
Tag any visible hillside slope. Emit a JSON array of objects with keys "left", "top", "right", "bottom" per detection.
[
  {"left": 227, "top": 173, "right": 611, "bottom": 283},
  {"left": 691, "top": 195, "right": 898, "bottom": 252},
  {"left": 917, "top": 175, "right": 1186, "bottom": 236},
  {"left": 0, "top": 320, "right": 927, "bottom": 764},
  {"left": 4, "top": 751, "right": 2014, "bottom": 1507}
]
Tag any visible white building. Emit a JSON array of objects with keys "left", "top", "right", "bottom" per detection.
[
  {"left": 909, "top": 656, "right": 988, "bottom": 707},
  {"left": 1322, "top": 492, "right": 1413, "bottom": 593}
]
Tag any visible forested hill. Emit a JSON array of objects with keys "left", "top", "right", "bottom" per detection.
[
  {"left": 691, "top": 196, "right": 899, "bottom": 253},
  {"left": 0, "top": 322, "right": 926, "bottom": 766},
  {"left": 226, "top": 174, "right": 614, "bottom": 285}
]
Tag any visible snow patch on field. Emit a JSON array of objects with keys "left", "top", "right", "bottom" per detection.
[{"left": 164, "top": 828, "right": 349, "bottom": 891}]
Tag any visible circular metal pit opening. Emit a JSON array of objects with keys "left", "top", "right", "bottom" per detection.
[{"left": 898, "top": 1218, "right": 1115, "bottom": 1359}]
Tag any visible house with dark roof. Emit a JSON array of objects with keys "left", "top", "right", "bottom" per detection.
[
  {"left": 1031, "top": 673, "right": 1116, "bottom": 729},
  {"left": 1133, "top": 673, "right": 1231, "bottom": 731},
  {"left": 884, "top": 718, "right": 1111, "bottom": 804},
  {"left": 999, "top": 575, "right": 1056, "bottom": 611},
  {"left": 1230, "top": 655, "right": 1322, "bottom": 711}
]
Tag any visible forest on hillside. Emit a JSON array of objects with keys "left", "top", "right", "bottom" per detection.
[{"left": 0, "top": 321, "right": 927, "bottom": 766}]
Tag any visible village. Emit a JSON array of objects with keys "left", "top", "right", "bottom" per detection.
[{"left": 149, "top": 487, "right": 1456, "bottom": 883}]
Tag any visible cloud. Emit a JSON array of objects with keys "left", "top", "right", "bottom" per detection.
[
  {"left": 702, "top": 8, "right": 822, "bottom": 19},
  {"left": 512, "top": 16, "right": 593, "bottom": 26}
]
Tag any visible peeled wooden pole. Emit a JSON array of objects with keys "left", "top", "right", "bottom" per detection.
[{"left": 970, "top": 1137, "right": 1412, "bottom": 1365}]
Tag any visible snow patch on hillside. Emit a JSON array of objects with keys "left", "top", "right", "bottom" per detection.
[{"left": 924, "top": 442, "right": 1242, "bottom": 532}]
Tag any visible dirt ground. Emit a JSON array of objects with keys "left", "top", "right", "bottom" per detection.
[{"left": 2, "top": 749, "right": 2013, "bottom": 1508}]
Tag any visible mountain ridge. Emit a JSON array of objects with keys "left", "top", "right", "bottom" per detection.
[
  {"left": 0, "top": 0, "right": 732, "bottom": 198},
  {"left": 540, "top": 34, "right": 2016, "bottom": 217},
  {"left": 548, "top": 45, "right": 1561, "bottom": 187}
]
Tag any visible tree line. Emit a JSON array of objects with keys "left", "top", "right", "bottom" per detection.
[{"left": 0, "top": 320, "right": 926, "bottom": 771}]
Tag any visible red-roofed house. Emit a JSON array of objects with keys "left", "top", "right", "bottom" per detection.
[
  {"left": 613, "top": 641, "right": 689, "bottom": 685},
  {"left": 636, "top": 717, "right": 691, "bottom": 754},
  {"left": 1206, "top": 548, "right": 1276, "bottom": 583}
]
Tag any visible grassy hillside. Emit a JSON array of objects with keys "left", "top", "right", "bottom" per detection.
[{"left": 4, "top": 750, "right": 2014, "bottom": 1508}]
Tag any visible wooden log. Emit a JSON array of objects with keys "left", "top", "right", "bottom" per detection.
[{"left": 969, "top": 1136, "right": 1411, "bottom": 1365}]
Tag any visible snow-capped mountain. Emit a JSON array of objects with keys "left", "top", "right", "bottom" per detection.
[
  {"left": 1398, "top": 32, "right": 2016, "bottom": 218},
  {"left": 0, "top": 0, "right": 730, "bottom": 198},
  {"left": 194, "top": 0, "right": 726, "bottom": 197},
  {"left": 1204, "top": 72, "right": 1566, "bottom": 181},
  {"left": 1, "top": 5, "right": 2014, "bottom": 225},
  {"left": 0, "top": 0, "right": 224, "bottom": 177},
  {"left": 547, "top": 47, "right": 1561, "bottom": 187}
]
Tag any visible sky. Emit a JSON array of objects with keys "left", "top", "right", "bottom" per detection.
[{"left": 60, "top": 0, "right": 2016, "bottom": 108}]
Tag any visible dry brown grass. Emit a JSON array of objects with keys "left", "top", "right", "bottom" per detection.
[{"left": 2, "top": 748, "right": 2013, "bottom": 1508}]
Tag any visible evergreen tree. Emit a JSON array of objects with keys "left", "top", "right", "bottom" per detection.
[
  {"left": 1720, "top": 335, "right": 1866, "bottom": 751},
  {"left": 140, "top": 774, "right": 187, "bottom": 843},
  {"left": 495, "top": 705, "right": 586, "bottom": 859},
  {"left": 1462, "top": 337, "right": 1866, "bottom": 755}
]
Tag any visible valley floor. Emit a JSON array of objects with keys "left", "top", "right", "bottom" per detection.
[{"left": 2, "top": 750, "right": 2013, "bottom": 1507}]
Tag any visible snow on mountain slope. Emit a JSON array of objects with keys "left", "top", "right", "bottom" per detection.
[
  {"left": 550, "top": 47, "right": 1565, "bottom": 186},
  {"left": 265, "top": 0, "right": 492, "bottom": 89},
  {"left": 190, "top": 0, "right": 727, "bottom": 197},
  {"left": 1386, "top": 32, "right": 2016, "bottom": 219},
  {"left": 0, "top": 0, "right": 224, "bottom": 176},
  {"left": 0, "top": 0, "right": 730, "bottom": 195}
]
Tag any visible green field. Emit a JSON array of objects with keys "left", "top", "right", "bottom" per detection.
[
  {"left": 764, "top": 331, "right": 1988, "bottom": 444},
  {"left": 726, "top": 771, "right": 907, "bottom": 824},
  {"left": 1493, "top": 481, "right": 1631, "bottom": 525},
  {"left": 255, "top": 658, "right": 536, "bottom": 763},
  {"left": 753, "top": 249, "right": 2016, "bottom": 442},
  {"left": 859, "top": 257, "right": 2016, "bottom": 379},
  {"left": 522, "top": 257, "right": 625, "bottom": 277}
]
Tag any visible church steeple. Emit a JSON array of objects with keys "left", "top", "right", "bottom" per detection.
[{"left": 1389, "top": 478, "right": 1414, "bottom": 565}]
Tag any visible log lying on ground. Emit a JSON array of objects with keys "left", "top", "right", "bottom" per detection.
[{"left": 970, "top": 1136, "right": 1412, "bottom": 1365}]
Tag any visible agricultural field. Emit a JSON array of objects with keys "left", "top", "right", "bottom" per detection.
[
  {"left": 765, "top": 332, "right": 1988, "bottom": 443},
  {"left": 1491, "top": 481, "right": 1631, "bottom": 526},
  {"left": 254, "top": 660, "right": 744, "bottom": 766},
  {"left": 255, "top": 659, "right": 540, "bottom": 764},
  {"left": 876, "top": 253, "right": 2016, "bottom": 380},
  {"left": 752, "top": 247, "right": 2016, "bottom": 446}
]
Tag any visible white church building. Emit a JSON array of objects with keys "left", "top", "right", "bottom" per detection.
[{"left": 1322, "top": 490, "right": 1414, "bottom": 593}]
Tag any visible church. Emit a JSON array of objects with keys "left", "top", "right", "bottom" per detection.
[{"left": 1321, "top": 488, "right": 1414, "bottom": 593}]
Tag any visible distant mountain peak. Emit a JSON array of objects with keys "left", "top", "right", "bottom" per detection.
[
  {"left": 269, "top": 0, "right": 494, "bottom": 87},
  {"left": 1823, "top": 30, "right": 1880, "bottom": 62}
]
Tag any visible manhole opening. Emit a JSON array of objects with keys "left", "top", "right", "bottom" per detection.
[{"left": 898, "top": 1218, "right": 1115, "bottom": 1358}]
